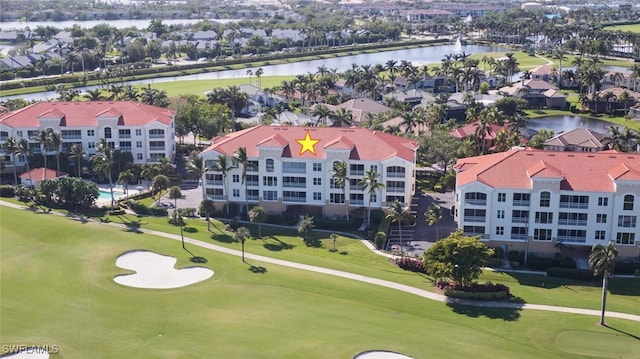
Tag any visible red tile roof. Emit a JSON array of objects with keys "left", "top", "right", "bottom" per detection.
[
  {"left": 201, "top": 125, "right": 418, "bottom": 162},
  {"left": 0, "top": 101, "right": 175, "bottom": 128},
  {"left": 455, "top": 148, "right": 640, "bottom": 192},
  {"left": 19, "top": 167, "right": 68, "bottom": 181},
  {"left": 449, "top": 121, "right": 505, "bottom": 141}
]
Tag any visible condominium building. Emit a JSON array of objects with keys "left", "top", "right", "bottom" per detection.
[
  {"left": 0, "top": 101, "right": 176, "bottom": 173},
  {"left": 454, "top": 148, "right": 640, "bottom": 259},
  {"left": 198, "top": 125, "right": 418, "bottom": 217}
]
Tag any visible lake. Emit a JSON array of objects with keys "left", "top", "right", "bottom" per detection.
[
  {"left": 1, "top": 43, "right": 508, "bottom": 102},
  {"left": 526, "top": 115, "right": 613, "bottom": 134}
]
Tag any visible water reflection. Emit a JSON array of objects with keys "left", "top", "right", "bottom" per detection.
[{"left": 526, "top": 115, "right": 613, "bottom": 134}]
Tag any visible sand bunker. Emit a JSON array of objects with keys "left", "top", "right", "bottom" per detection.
[
  {"left": 114, "top": 251, "right": 213, "bottom": 289},
  {"left": 354, "top": 351, "right": 415, "bottom": 359}
]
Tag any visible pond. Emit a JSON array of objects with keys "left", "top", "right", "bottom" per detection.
[{"left": 526, "top": 115, "right": 614, "bottom": 135}]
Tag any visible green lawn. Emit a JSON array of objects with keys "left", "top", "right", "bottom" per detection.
[
  {"left": 604, "top": 23, "right": 640, "bottom": 33},
  {"left": 2, "top": 205, "right": 639, "bottom": 358}
]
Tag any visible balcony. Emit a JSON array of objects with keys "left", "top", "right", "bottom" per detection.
[
  {"left": 206, "top": 180, "right": 223, "bottom": 186},
  {"left": 283, "top": 183, "right": 306, "bottom": 188},
  {"left": 119, "top": 134, "right": 131, "bottom": 139},
  {"left": 119, "top": 146, "right": 132, "bottom": 152},
  {"left": 149, "top": 146, "right": 166, "bottom": 151},
  {"left": 207, "top": 194, "right": 223, "bottom": 200},
  {"left": 560, "top": 202, "right": 588, "bottom": 209},
  {"left": 463, "top": 216, "right": 486, "bottom": 223},
  {"left": 247, "top": 180, "right": 259, "bottom": 187},
  {"left": 386, "top": 172, "right": 405, "bottom": 178},
  {"left": 149, "top": 133, "right": 164, "bottom": 139},
  {"left": 558, "top": 220, "right": 588, "bottom": 226},
  {"left": 386, "top": 186, "right": 405, "bottom": 193},
  {"left": 464, "top": 199, "right": 487, "bottom": 206},
  {"left": 512, "top": 200, "right": 530, "bottom": 207},
  {"left": 283, "top": 196, "right": 306, "bottom": 203},
  {"left": 350, "top": 170, "right": 364, "bottom": 176},
  {"left": 511, "top": 234, "right": 527, "bottom": 240},
  {"left": 512, "top": 217, "right": 528, "bottom": 223},
  {"left": 247, "top": 194, "right": 259, "bottom": 201}
]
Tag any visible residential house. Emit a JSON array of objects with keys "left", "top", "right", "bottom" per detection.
[
  {"left": 198, "top": 125, "right": 418, "bottom": 217},
  {"left": 0, "top": 101, "right": 176, "bottom": 174},
  {"left": 543, "top": 128, "right": 607, "bottom": 152},
  {"left": 454, "top": 148, "right": 640, "bottom": 259}
]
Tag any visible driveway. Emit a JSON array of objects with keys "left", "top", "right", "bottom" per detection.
[{"left": 404, "top": 191, "right": 457, "bottom": 256}]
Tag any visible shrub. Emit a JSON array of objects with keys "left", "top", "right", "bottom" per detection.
[
  {"left": 314, "top": 217, "right": 356, "bottom": 231},
  {"left": 438, "top": 281, "right": 510, "bottom": 300},
  {"left": 176, "top": 207, "right": 197, "bottom": 217},
  {"left": 0, "top": 185, "right": 16, "bottom": 198},
  {"left": 615, "top": 261, "right": 640, "bottom": 275},
  {"left": 149, "top": 206, "right": 168, "bottom": 216},
  {"left": 374, "top": 231, "right": 387, "bottom": 249},
  {"left": 559, "top": 256, "right": 577, "bottom": 268},
  {"left": 525, "top": 257, "right": 554, "bottom": 271},
  {"left": 444, "top": 289, "right": 508, "bottom": 300},
  {"left": 394, "top": 258, "right": 427, "bottom": 273},
  {"left": 547, "top": 267, "right": 601, "bottom": 282},
  {"left": 508, "top": 250, "right": 524, "bottom": 263}
]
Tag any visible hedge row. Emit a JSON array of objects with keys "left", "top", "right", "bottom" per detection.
[
  {"left": 546, "top": 267, "right": 602, "bottom": 282},
  {"left": 444, "top": 289, "right": 508, "bottom": 301},
  {"left": 128, "top": 201, "right": 168, "bottom": 216},
  {"left": 394, "top": 258, "right": 427, "bottom": 273},
  {"left": 0, "top": 185, "right": 15, "bottom": 198}
]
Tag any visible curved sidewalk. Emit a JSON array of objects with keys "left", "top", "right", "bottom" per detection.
[{"left": 2, "top": 200, "right": 639, "bottom": 323}]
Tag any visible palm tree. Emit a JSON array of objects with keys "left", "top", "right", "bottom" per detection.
[
  {"left": 117, "top": 168, "right": 136, "bottom": 197},
  {"left": 312, "top": 104, "right": 332, "bottom": 126},
  {"left": 169, "top": 185, "right": 182, "bottom": 210},
  {"left": 358, "top": 169, "right": 384, "bottom": 227},
  {"left": 48, "top": 130, "right": 63, "bottom": 172},
  {"left": 140, "top": 163, "right": 158, "bottom": 189},
  {"left": 385, "top": 200, "right": 414, "bottom": 257},
  {"left": 152, "top": 174, "right": 169, "bottom": 203},
  {"left": 248, "top": 206, "right": 267, "bottom": 238},
  {"left": 213, "top": 154, "right": 233, "bottom": 215},
  {"left": 17, "top": 139, "right": 33, "bottom": 188},
  {"left": 2, "top": 137, "right": 19, "bottom": 185},
  {"left": 35, "top": 129, "right": 50, "bottom": 180},
  {"left": 330, "top": 161, "right": 349, "bottom": 221},
  {"left": 91, "top": 138, "right": 115, "bottom": 207},
  {"left": 330, "top": 108, "right": 353, "bottom": 127},
  {"left": 234, "top": 226, "right": 251, "bottom": 262},
  {"left": 233, "top": 147, "right": 250, "bottom": 218},
  {"left": 425, "top": 203, "right": 443, "bottom": 240},
  {"left": 186, "top": 154, "right": 209, "bottom": 200},
  {"left": 588, "top": 241, "right": 618, "bottom": 326}
]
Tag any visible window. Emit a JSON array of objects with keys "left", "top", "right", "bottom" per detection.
[
  {"left": 595, "top": 230, "right": 606, "bottom": 240},
  {"left": 313, "top": 192, "right": 322, "bottom": 201},
  {"left": 16, "top": 130, "right": 23, "bottom": 137},
  {"left": 28, "top": 130, "right": 39, "bottom": 138},
  {"left": 246, "top": 175, "right": 259, "bottom": 186},
  {"left": 596, "top": 214, "right": 607, "bottom": 223},
  {"left": 283, "top": 191, "right": 306, "bottom": 202},
  {"left": 512, "top": 210, "right": 529, "bottom": 223},
  {"left": 350, "top": 164, "right": 364, "bottom": 176},
  {"left": 370, "top": 193, "right": 377, "bottom": 203},
  {"left": 511, "top": 226, "right": 527, "bottom": 240},
  {"left": 370, "top": 165, "right": 378, "bottom": 172},
  {"left": 136, "top": 141, "right": 142, "bottom": 148},
  {"left": 496, "top": 226, "right": 504, "bottom": 235},
  {"left": 313, "top": 163, "right": 322, "bottom": 172},
  {"left": 497, "top": 193, "right": 506, "bottom": 202},
  {"left": 464, "top": 209, "right": 486, "bottom": 222},
  {"left": 350, "top": 193, "right": 364, "bottom": 205},
  {"left": 87, "top": 129, "right": 95, "bottom": 137},
  {"left": 386, "top": 181, "right": 405, "bottom": 193},
  {"left": 232, "top": 189, "right": 240, "bottom": 197},
  {"left": 313, "top": 178, "right": 322, "bottom": 186},
  {"left": 149, "top": 129, "right": 165, "bottom": 138},
  {"left": 206, "top": 188, "right": 224, "bottom": 199},
  {"left": 512, "top": 193, "right": 530, "bottom": 206},
  {"left": 61, "top": 130, "right": 81, "bottom": 139},
  {"left": 539, "top": 192, "right": 550, "bottom": 207},
  {"left": 557, "top": 229, "right": 587, "bottom": 243},
  {"left": 266, "top": 159, "right": 274, "bottom": 172},
  {"left": 263, "top": 190, "right": 278, "bottom": 201},
  {"left": 119, "top": 129, "right": 131, "bottom": 138},
  {"left": 623, "top": 195, "right": 634, "bottom": 211},
  {"left": 119, "top": 141, "right": 132, "bottom": 151},
  {"left": 558, "top": 212, "right": 588, "bottom": 226},
  {"left": 135, "top": 129, "right": 142, "bottom": 136},
  {"left": 232, "top": 174, "right": 239, "bottom": 183},
  {"left": 330, "top": 178, "right": 344, "bottom": 189},
  {"left": 386, "top": 195, "right": 405, "bottom": 204},
  {"left": 497, "top": 210, "right": 505, "bottom": 219},
  {"left": 618, "top": 215, "right": 637, "bottom": 228},
  {"left": 246, "top": 161, "right": 258, "bottom": 172},
  {"left": 616, "top": 232, "right": 635, "bottom": 245},
  {"left": 283, "top": 162, "right": 306, "bottom": 174},
  {"left": 560, "top": 195, "right": 589, "bottom": 209},
  {"left": 330, "top": 193, "right": 345, "bottom": 204},
  {"left": 464, "top": 226, "right": 485, "bottom": 236},
  {"left": 149, "top": 141, "right": 164, "bottom": 150},
  {"left": 247, "top": 189, "right": 259, "bottom": 200},
  {"left": 386, "top": 166, "right": 405, "bottom": 178},
  {"left": 534, "top": 212, "right": 553, "bottom": 224},
  {"left": 534, "top": 228, "right": 552, "bottom": 241},
  {"left": 104, "top": 127, "right": 112, "bottom": 139},
  {"left": 464, "top": 192, "right": 487, "bottom": 205},
  {"left": 136, "top": 153, "right": 143, "bottom": 160},
  {"left": 88, "top": 142, "right": 95, "bottom": 149},
  {"left": 263, "top": 176, "right": 277, "bottom": 186},
  {"left": 283, "top": 176, "right": 306, "bottom": 188},
  {"left": 598, "top": 197, "right": 608, "bottom": 206}
]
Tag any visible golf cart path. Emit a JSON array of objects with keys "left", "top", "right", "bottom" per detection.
[{"left": 1, "top": 201, "right": 638, "bottom": 322}]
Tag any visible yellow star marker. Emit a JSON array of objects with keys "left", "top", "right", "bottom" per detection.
[{"left": 296, "top": 131, "right": 320, "bottom": 155}]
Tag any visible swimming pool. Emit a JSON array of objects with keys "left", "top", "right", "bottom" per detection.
[{"left": 98, "top": 189, "right": 124, "bottom": 200}]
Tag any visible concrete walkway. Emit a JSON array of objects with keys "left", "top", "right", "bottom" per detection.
[{"left": 2, "top": 200, "right": 639, "bottom": 323}]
